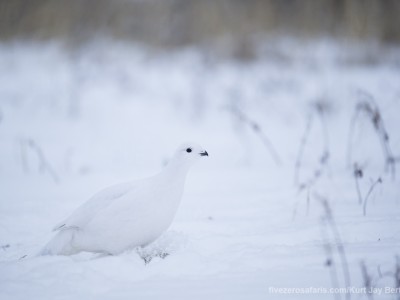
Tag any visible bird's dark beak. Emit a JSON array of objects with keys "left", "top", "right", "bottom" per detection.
[{"left": 200, "top": 151, "right": 209, "bottom": 157}]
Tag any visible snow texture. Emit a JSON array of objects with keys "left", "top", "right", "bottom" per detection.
[{"left": 0, "top": 39, "right": 400, "bottom": 299}]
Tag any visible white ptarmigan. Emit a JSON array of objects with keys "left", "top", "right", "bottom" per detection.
[{"left": 41, "top": 143, "right": 208, "bottom": 255}]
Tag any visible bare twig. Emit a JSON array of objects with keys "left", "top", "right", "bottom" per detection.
[
  {"left": 292, "top": 186, "right": 311, "bottom": 220},
  {"left": 320, "top": 224, "right": 341, "bottom": 300},
  {"left": 313, "top": 100, "right": 331, "bottom": 156},
  {"left": 317, "top": 194, "right": 351, "bottom": 300},
  {"left": 295, "top": 99, "right": 330, "bottom": 189},
  {"left": 298, "top": 151, "right": 329, "bottom": 192},
  {"left": 375, "top": 257, "right": 400, "bottom": 300},
  {"left": 360, "top": 261, "right": 374, "bottom": 300},
  {"left": 353, "top": 162, "right": 382, "bottom": 215},
  {"left": 377, "top": 265, "right": 392, "bottom": 279},
  {"left": 347, "top": 91, "right": 398, "bottom": 179},
  {"left": 363, "top": 177, "right": 382, "bottom": 216},
  {"left": 347, "top": 107, "right": 362, "bottom": 168},
  {"left": 20, "top": 138, "right": 59, "bottom": 183},
  {"left": 227, "top": 106, "right": 281, "bottom": 166},
  {"left": 292, "top": 151, "right": 329, "bottom": 219},
  {"left": 1, "top": 244, "right": 10, "bottom": 251},
  {"left": 294, "top": 113, "right": 313, "bottom": 185},
  {"left": 353, "top": 164, "right": 363, "bottom": 205}
]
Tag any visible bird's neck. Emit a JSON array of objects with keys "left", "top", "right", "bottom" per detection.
[{"left": 161, "top": 158, "right": 191, "bottom": 182}]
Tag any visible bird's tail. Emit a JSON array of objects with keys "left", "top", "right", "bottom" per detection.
[{"left": 39, "top": 230, "right": 78, "bottom": 256}]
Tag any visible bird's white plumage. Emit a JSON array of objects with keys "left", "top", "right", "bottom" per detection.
[{"left": 41, "top": 143, "right": 208, "bottom": 255}]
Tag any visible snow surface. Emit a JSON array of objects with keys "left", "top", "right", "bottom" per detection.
[{"left": 0, "top": 39, "right": 400, "bottom": 299}]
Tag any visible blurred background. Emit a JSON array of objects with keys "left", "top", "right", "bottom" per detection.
[
  {"left": 0, "top": 0, "right": 399, "bottom": 170},
  {"left": 1, "top": 0, "right": 400, "bottom": 55},
  {"left": 1, "top": 1, "right": 400, "bottom": 299}
]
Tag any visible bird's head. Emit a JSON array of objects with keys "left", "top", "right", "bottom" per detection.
[{"left": 171, "top": 142, "right": 208, "bottom": 168}]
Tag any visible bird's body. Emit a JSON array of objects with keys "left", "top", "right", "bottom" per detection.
[{"left": 41, "top": 143, "right": 208, "bottom": 255}]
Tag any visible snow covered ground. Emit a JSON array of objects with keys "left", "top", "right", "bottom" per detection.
[{"left": 0, "top": 39, "right": 400, "bottom": 299}]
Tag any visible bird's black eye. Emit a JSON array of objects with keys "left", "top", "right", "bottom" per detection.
[{"left": 186, "top": 148, "right": 192, "bottom": 153}]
